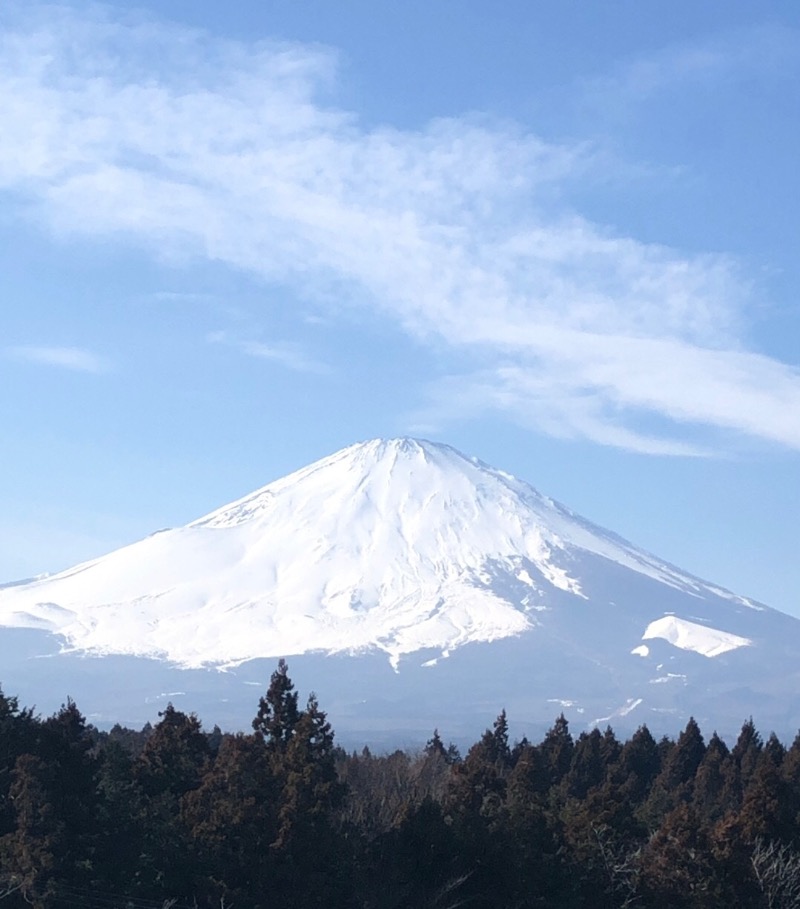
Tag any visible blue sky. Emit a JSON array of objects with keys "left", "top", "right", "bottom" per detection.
[{"left": 1, "top": 1, "right": 799, "bottom": 617}]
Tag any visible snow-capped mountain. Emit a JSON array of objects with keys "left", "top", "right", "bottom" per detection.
[{"left": 1, "top": 438, "right": 798, "bottom": 743}]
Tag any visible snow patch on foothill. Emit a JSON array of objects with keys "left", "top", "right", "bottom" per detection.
[{"left": 643, "top": 615, "right": 751, "bottom": 658}]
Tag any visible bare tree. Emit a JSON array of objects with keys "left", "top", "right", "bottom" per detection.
[
  {"left": 752, "top": 838, "right": 800, "bottom": 909},
  {"left": 593, "top": 824, "right": 643, "bottom": 908},
  {"left": 0, "top": 876, "right": 22, "bottom": 901}
]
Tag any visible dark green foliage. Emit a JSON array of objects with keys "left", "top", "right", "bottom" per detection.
[
  {"left": 134, "top": 703, "right": 210, "bottom": 798},
  {"left": 693, "top": 731, "right": 732, "bottom": 822},
  {"left": 564, "top": 727, "right": 607, "bottom": 799},
  {"left": 0, "top": 686, "right": 35, "bottom": 838},
  {"left": 639, "top": 803, "right": 720, "bottom": 907},
  {"left": 640, "top": 717, "right": 706, "bottom": 830},
  {"left": 181, "top": 732, "right": 277, "bottom": 904},
  {"left": 0, "top": 700, "right": 98, "bottom": 908},
  {"left": 447, "top": 711, "right": 511, "bottom": 819},
  {"left": 615, "top": 723, "right": 661, "bottom": 803},
  {"left": 1, "top": 669, "right": 800, "bottom": 907},
  {"left": 252, "top": 656, "right": 300, "bottom": 747},
  {"left": 730, "top": 717, "right": 764, "bottom": 808},
  {"left": 539, "top": 712, "right": 574, "bottom": 789}
]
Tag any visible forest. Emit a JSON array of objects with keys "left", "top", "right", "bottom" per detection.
[{"left": 0, "top": 659, "right": 799, "bottom": 909}]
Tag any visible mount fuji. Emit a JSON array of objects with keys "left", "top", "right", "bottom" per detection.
[{"left": 1, "top": 438, "right": 799, "bottom": 744}]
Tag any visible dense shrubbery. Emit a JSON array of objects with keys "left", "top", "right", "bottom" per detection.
[{"left": 1, "top": 661, "right": 800, "bottom": 907}]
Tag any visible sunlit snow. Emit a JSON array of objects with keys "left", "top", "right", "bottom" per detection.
[
  {"left": 0, "top": 438, "right": 768, "bottom": 671},
  {"left": 642, "top": 615, "right": 751, "bottom": 658}
]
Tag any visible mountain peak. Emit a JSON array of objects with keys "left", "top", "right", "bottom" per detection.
[
  {"left": 305, "top": 436, "right": 480, "bottom": 475},
  {"left": 0, "top": 438, "right": 798, "bottom": 738},
  {"left": 0, "top": 440, "right": 778, "bottom": 666}
]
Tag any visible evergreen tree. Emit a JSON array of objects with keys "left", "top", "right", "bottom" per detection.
[
  {"left": 0, "top": 754, "right": 63, "bottom": 908},
  {"left": 730, "top": 717, "right": 763, "bottom": 807},
  {"left": 640, "top": 717, "right": 705, "bottom": 829},
  {"left": 424, "top": 729, "right": 446, "bottom": 759},
  {"left": 253, "top": 657, "right": 300, "bottom": 749},
  {"left": 489, "top": 709, "right": 510, "bottom": 767},
  {"left": 639, "top": 802, "right": 721, "bottom": 908},
  {"left": 739, "top": 745, "right": 794, "bottom": 844},
  {"left": 448, "top": 714, "right": 510, "bottom": 818},
  {"left": 266, "top": 681, "right": 349, "bottom": 908},
  {"left": 1, "top": 701, "right": 97, "bottom": 908},
  {"left": 0, "top": 686, "right": 35, "bottom": 838},
  {"left": 538, "top": 713, "right": 574, "bottom": 789},
  {"left": 182, "top": 732, "right": 278, "bottom": 906},
  {"left": 93, "top": 738, "right": 146, "bottom": 896},
  {"left": 692, "top": 731, "right": 732, "bottom": 823},
  {"left": 273, "top": 692, "right": 342, "bottom": 850},
  {"left": 564, "top": 728, "right": 607, "bottom": 800},
  {"left": 132, "top": 704, "right": 211, "bottom": 899},
  {"left": 614, "top": 724, "right": 661, "bottom": 804},
  {"left": 134, "top": 703, "right": 210, "bottom": 798},
  {"left": 781, "top": 730, "right": 800, "bottom": 841},
  {"left": 506, "top": 743, "right": 566, "bottom": 904}
]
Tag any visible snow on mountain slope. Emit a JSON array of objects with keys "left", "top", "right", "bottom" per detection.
[
  {"left": 0, "top": 438, "right": 757, "bottom": 670},
  {"left": 2, "top": 437, "right": 800, "bottom": 741},
  {"left": 642, "top": 615, "right": 752, "bottom": 657}
]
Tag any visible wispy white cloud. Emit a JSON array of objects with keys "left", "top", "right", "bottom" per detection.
[
  {"left": 1, "top": 5, "right": 798, "bottom": 453},
  {"left": 417, "top": 333, "right": 800, "bottom": 456},
  {"left": 581, "top": 23, "right": 800, "bottom": 110},
  {"left": 208, "top": 332, "right": 329, "bottom": 374},
  {"left": 240, "top": 341, "right": 329, "bottom": 375},
  {"left": 7, "top": 345, "right": 109, "bottom": 373}
]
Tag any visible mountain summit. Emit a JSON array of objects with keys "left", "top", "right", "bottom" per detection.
[
  {"left": 1, "top": 438, "right": 799, "bottom": 740},
  {"left": 0, "top": 438, "right": 755, "bottom": 667}
]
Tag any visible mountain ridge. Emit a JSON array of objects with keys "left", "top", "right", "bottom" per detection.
[{"left": 0, "top": 437, "right": 797, "bottom": 741}]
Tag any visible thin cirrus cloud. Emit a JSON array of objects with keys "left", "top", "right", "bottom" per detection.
[
  {"left": 419, "top": 336, "right": 800, "bottom": 457},
  {"left": 208, "top": 332, "right": 330, "bottom": 375},
  {"left": 580, "top": 22, "right": 800, "bottom": 112},
  {"left": 1, "top": 5, "right": 799, "bottom": 454},
  {"left": 7, "top": 345, "right": 109, "bottom": 374},
  {"left": 240, "top": 342, "right": 330, "bottom": 376}
]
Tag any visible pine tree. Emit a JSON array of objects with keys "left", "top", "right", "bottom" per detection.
[
  {"left": 739, "top": 745, "right": 794, "bottom": 844},
  {"left": 132, "top": 704, "right": 211, "bottom": 899},
  {"left": 93, "top": 738, "right": 146, "bottom": 896},
  {"left": 640, "top": 717, "right": 705, "bottom": 829},
  {"left": 539, "top": 713, "right": 574, "bottom": 789},
  {"left": 506, "top": 741, "right": 563, "bottom": 898},
  {"left": 273, "top": 692, "right": 342, "bottom": 850},
  {"left": 667, "top": 717, "right": 707, "bottom": 787},
  {"left": 447, "top": 713, "right": 511, "bottom": 819},
  {"left": 0, "top": 754, "right": 63, "bottom": 908},
  {"left": 639, "top": 802, "right": 721, "bottom": 907},
  {"left": 490, "top": 709, "right": 510, "bottom": 767},
  {"left": 0, "top": 700, "right": 97, "bottom": 908},
  {"left": 253, "top": 658, "right": 300, "bottom": 749},
  {"left": 135, "top": 704, "right": 210, "bottom": 798},
  {"left": 692, "top": 731, "right": 732, "bottom": 823},
  {"left": 615, "top": 724, "right": 661, "bottom": 805},
  {"left": 730, "top": 717, "right": 763, "bottom": 807},
  {"left": 424, "top": 729, "right": 446, "bottom": 759},
  {"left": 269, "top": 689, "right": 349, "bottom": 908},
  {"left": 182, "top": 732, "right": 278, "bottom": 906},
  {"left": 0, "top": 686, "right": 35, "bottom": 838},
  {"left": 564, "top": 728, "right": 607, "bottom": 800},
  {"left": 781, "top": 730, "right": 800, "bottom": 840}
]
